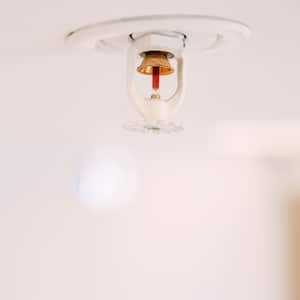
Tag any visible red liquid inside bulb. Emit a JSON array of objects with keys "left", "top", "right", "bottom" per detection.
[{"left": 152, "top": 66, "right": 160, "bottom": 90}]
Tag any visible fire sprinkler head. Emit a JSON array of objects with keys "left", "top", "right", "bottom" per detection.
[{"left": 66, "top": 15, "right": 251, "bottom": 134}]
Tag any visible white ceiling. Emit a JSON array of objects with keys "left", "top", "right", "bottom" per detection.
[{"left": 0, "top": 0, "right": 298, "bottom": 299}]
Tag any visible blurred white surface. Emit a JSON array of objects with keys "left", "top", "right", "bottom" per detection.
[{"left": 77, "top": 146, "right": 138, "bottom": 209}]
